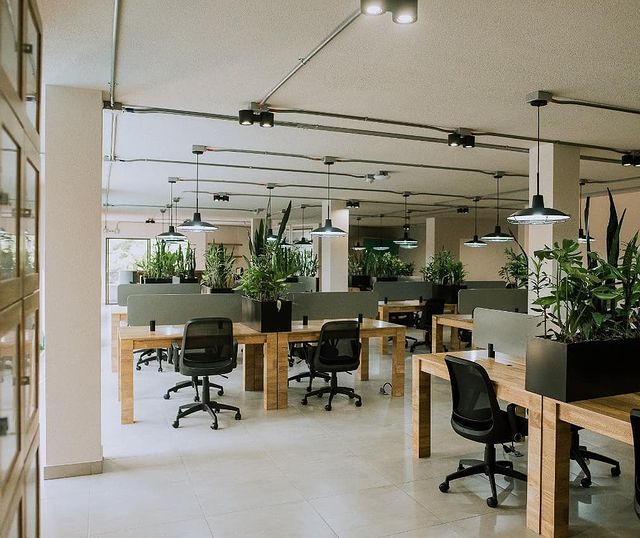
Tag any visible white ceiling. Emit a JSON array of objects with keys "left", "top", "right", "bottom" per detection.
[{"left": 40, "top": 0, "right": 640, "bottom": 226}]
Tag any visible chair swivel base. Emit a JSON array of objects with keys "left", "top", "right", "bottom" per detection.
[
  {"left": 287, "top": 371, "right": 331, "bottom": 392},
  {"left": 136, "top": 348, "right": 168, "bottom": 372},
  {"left": 163, "top": 377, "right": 224, "bottom": 401},
  {"left": 571, "top": 442, "right": 621, "bottom": 488},
  {"left": 171, "top": 377, "right": 240, "bottom": 430},
  {"left": 300, "top": 372, "right": 362, "bottom": 411},
  {"left": 438, "top": 444, "right": 527, "bottom": 508}
]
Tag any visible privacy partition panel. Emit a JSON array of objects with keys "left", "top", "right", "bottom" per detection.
[
  {"left": 117, "top": 283, "right": 201, "bottom": 306},
  {"left": 290, "top": 291, "right": 377, "bottom": 320},
  {"left": 457, "top": 288, "right": 528, "bottom": 315},
  {"left": 472, "top": 308, "right": 543, "bottom": 357}
]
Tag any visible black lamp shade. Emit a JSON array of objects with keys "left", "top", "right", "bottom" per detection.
[
  {"left": 447, "top": 133, "right": 461, "bottom": 147},
  {"left": 178, "top": 212, "right": 218, "bottom": 232},
  {"left": 238, "top": 109, "right": 255, "bottom": 125},
  {"left": 464, "top": 234, "right": 487, "bottom": 248},
  {"left": 351, "top": 243, "right": 366, "bottom": 251},
  {"left": 462, "top": 134, "right": 475, "bottom": 148},
  {"left": 157, "top": 225, "right": 187, "bottom": 242},
  {"left": 311, "top": 218, "right": 347, "bottom": 236},
  {"left": 481, "top": 225, "right": 513, "bottom": 242},
  {"left": 507, "top": 194, "right": 570, "bottom": 225},
  {"left": 259, "top": 111, "right": 274, "bottom": 128}
]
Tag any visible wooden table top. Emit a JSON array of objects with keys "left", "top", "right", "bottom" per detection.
[
  {"left": 378, "top": 299, "right": 423, "bottom": 307},
  {"left": 287, "top": 317, "right": 404, "bottom": 337},
  {"left": 433, "top": 313, "right": 474, "bottom": 329},
  {"left": 118, "top": 322, "right": 265, "bottom": 341}
]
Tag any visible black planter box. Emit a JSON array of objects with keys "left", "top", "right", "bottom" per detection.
[
  {"left": 377, "top": 276, "right": 398, "bottom": 282},
  {"left": 242, "top": 296, "right": 292, "bottom": 333},
  {"left": 525, "top": 336, "right": 640, "bottom": 402},
  {"left": 142, "top": 277, "right": 172, "bottom": 284},
  {"left": 210, "top": 287, "right": 234, "bottom": 294},
  {"left": 351, "top": 275, "right": 372, "bottom": 290},
  {"left": 433, "top": 284, "right": 465, "bottom": 304},
  {"left": 284, "top": 276, "right": 299, "bottom": 283},
  {"left": 180, "top": 277, "right": 199, "bottom": 283}
]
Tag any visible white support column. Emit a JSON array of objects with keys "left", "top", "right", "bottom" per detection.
[
  {"left": 425, "top": 217, "right": 436, "bottom": 263},
  {"left": 526, "top": 143, "right": 580, "bottom": 309},
  {"left": 319, "top": 200, "right": 349, "bottom": 291},
  {"left": 43, "top": 86, "right": 103, "bottom": 479}
]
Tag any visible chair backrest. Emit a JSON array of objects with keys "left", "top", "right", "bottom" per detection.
[
  {"left": 444, "top": 355, "right": 502, "bottom": 435},
  {"left": 632, "top": 409, "right": 640, "bottom": 519},
  {"left": 314, "top": 320, "right": 361, "bottom": 371},
  {"left": 417, "top": 298, "right": 445, "bottom": 330},
  {"left": 180, "top": 318, "right": 235, "bottom": 368}
]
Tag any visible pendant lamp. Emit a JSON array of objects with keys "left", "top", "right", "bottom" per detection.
[
  {"left": 393, "top": 192, "right": 418, "bottom": 248},
  {"left": 178, "top": 146, "right": 218, "bottom": 232},
  {"left": 577, "top": 181, "right": 595, "bottom": 244},
  {"left": 481, "top": 173, "right": 513, "bottom": 242},
  {"left": 464, "top": 197, "right": 487, "bottom": 248},
  {"left": 351, "top": 216, "right": 366, "bottom": 251},
  {"left": 157, "top": 178, "right": 187, "bottom": 242},
  {"left": 311, "top": 159, "right": 347, "bottom": 236},
  {"left": 372, "top": 214, "right": 389, "bottom": 251},
  {"left": 294, "top": 205, "right": 312, "bottom": 246},
  {"left": 265, "top": 185, "right": 278, "bottom": 242},
  {"left": 507, "top": 103, "right": 570, "bottom": 225}
]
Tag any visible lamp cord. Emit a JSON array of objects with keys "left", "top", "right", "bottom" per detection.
[
  {"left": 195, "top": 153, "right": 200, "bottom": 214},
  {"left": 536, "top": 106, "right": 540, "bottom": 195},
  {"left": 169, "top": 181, "right": 173, "bottom": 228},
  {"left": 474, "top": 198, "right": 479, "bottom": 236},
  {"left": 326, "top": 164, "right": 331, "bottom": 220},
  {"left": 495, "top": 177, "right": 500, "bottom": 226}
]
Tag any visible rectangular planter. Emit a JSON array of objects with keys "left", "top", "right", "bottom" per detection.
[
  {"left": 432, "top": 284, "right": 465, "bottom": 304},
  {"left": 142, "top": 277, "right": 173, "bottom": 284},
  {"left": 351, "top": 275, "right": 372, "bottom": 290},
  {"left": 241, "top": 296, "right": 292, "bottom": 333},
  {"left": 525, "top": 336, "right": 640, "bottom": 402}
]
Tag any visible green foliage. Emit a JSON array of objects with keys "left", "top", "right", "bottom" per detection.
[
  {"left": 236, "top": 243, "right": 289, "bottom": 302},
  {"left": 420, "top": 249, "right": 466, "bottom": 285},
  {"left": 531, "top": 190, "right": 640, "bottom": 343},
  {"left": 249, "top": 202, "right": 292, "bottom": 257},
  {"left": 499, "top": 247, "right": 528, "bottom": 289},
  {"left": 136, "top": 240, "right": 178, "bottom": 279},
  {"left": 375, "top": 252, "right": 413, "bottom": 278},
  {"left": 201, "top": 244, "right": 235, "bottom": 289},
  {"left": 272, "top": 247, "right": 301, "bottom": 278},
  {"left": 298, "top": 249, "right": 318, "bottom": 277},
  {"left": 349, "top": 250, "right": 378, "bottom": 276}
]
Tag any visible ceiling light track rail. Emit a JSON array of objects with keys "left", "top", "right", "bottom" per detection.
[{"left": 550, "top": 96, "right": 640, "bottom": 117}]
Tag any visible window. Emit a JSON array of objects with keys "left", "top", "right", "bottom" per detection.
[{"left": 105, "top": 238, "right": 150, "bottom": 304}]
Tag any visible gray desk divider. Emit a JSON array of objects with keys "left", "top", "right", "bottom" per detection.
[
  {"left": 472, "top": 308, "right": 544, "bottom": 358},
  {"left": 117, "top": 283, "right": 201, "bottom": 306},
  {"left": 290, "top": 291, "right": 377, "bottom": 321},
  {"left": 463, "top": 280, "right": 507, "bottom": 289},
  {"left": 372, "top": 281, "right": 433, "bottom": 301},
  {"left": 457, "top": 288, "right": 528, "bottom": 315},
  {"left": 127, "top": 293, "right": 242, "bottom": 326},
  {"left": 285, "top": 277, "right": 316, "bottom": 294}
]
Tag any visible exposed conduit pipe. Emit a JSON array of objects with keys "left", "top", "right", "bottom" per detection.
[
  {"left": 550, "top": 95, "right": 640, "bottom": 117},
  {"left": 259, "top": 9, "right": 361, "bottom": 105},
  {"left": 105, "top": 0, "right": 122, "bottom": 222}
]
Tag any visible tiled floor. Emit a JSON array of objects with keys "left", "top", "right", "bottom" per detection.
[{"left": 41, "top": 310, "right": 639, "bottom": 537}]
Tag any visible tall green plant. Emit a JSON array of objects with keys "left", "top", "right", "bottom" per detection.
[
  {"left": 420, "top": 250, "right": 466, "bottom": 285},
  {"left": 499, "top": 247, "right": 528, "bottom": 289},
  {"left": 298, "top": 249, "right": 318, "bottom": 277},
  {"left": 349, "top": 250, "right": 378, "bottom": 276},
  {"left": 136, "top": 240, "right": 177, "bottom": 279},
  {"left": 201, "top": 244, "right": 235, "bottom": 289},
  {"left": 236, "top": 243, "right": 288, "bottom": 302}
]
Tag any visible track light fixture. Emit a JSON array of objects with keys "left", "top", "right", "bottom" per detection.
[
  {"left": 481, "top": 173, "right": 513, "bottom": 243},
  {"left": 621, "top": 152, "right": 640, "bottom": 167},
  {"left": 178, "top": 147, "right": 218, "bottom": 232},
  {"left": 238, "top": 103, "right": 274, "bottom": 128},
  {"left": 393, "top": 192, "right": 418, "bottom": 248},
  {"left": 145, "top": 218, "right": 155, "bottom": 224},
  {"left": 507, "top": 95, "right": 570, "bottom": 225},
  {"left": 352, "top": 216, "right": 366, "bottom": 251},
  {"left": 365, "top": 170, "right": 389, "bottom": 183},
  {"left": 457, "top": 207, "right": 469, "bottom": 214},
  {"left": 361, "top": 0, "right": 418, "bottom": 24},
  {"left": 346, "top": 199, "right": 360, "bottom": 208},
  {"left": 577, "top": 181, "right": 595, "bottom": 244},
  {"left": 311, "top": 158, "right": 347, "bottom": 237},
  {"left": 158, "top": 178, "right": 187, "bottom": 242},
  {"left": 447, "top": 128, "right": 475, "bottom": 148},
  {"left": 464, "top": 197, "right": 487, "bottom": 248},
  {"left": 213, "top": 193, "right": 230, "bottom": 202}
]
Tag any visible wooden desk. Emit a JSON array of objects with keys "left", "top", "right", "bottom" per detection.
[
  {"left": 431, "top": 313, "right": 473, "bottom": 352},
  {"left": 540, "top": 393, "right": 640, "bottom": 537},
  {"left": 111, "top": 306, "right": 127, "bottom": 372},
  {"left": 412, "top": 350, "right": 543, "bottom": 534},
  {"left": 117, "top": 323, "right": 273, "bottom": 424},
  {"left": 280, "top": 318, "right": 407, "bottom": 406},
  {"left": 377, "top": 300, "right": 456, "bottom": 354}
]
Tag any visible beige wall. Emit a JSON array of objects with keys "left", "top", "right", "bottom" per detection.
[{"left": 459, "top": 239, "right": 510, "bottom": 281}]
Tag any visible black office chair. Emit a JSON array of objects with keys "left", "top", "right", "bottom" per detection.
[
  {"left": 439, "top": 355, "right": 528, "bottom": 508},
  {"left": 631, "top": 409, "right": 640, "bottom": 519},
  {"left": 135, "top": 348, "right": 168, "bottom": 371},
  {"left": 389, "top": 311, "right": 417, "bottom": 349},
  {"left": 409, "top": 298, "right": 445, "bottom": 353},
  {"left": 170, "top": 318, "right": 241, "bottom": 430},
  {"left": 287, "top": 343, "right": 331, "bottom": 392},
  {"left": 301, "top": 320, "right": 362, "bottom": 411},
  {"left": 570, "top": 426, "right": 621, "bottom": 487},
  {"left": 163, "top": 344, "right": 226, "bottom": 401}
]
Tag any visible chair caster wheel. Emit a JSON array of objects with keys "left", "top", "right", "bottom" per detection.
[
  {"left": 211, "top": 423, "right": 218, "bottom": 430},
  {"left": 305, "top": 386, "right": 311, "bottom": 393},
  {"left": 580, "top": 477, "right": 591, "bottom": 488},
  {"left": 163, "top": 393, "right": 170, "bottom": 400},
  {"left": 158, "top": 367, "right": 162, "bottom": 372},
  {"left": 172, "top": 421, "right": 179, "bottom": 428},
  {"left": 235, "top": 412, "right": 241, "bottom": 420},
  {"left": 288, "top": 359, "right": 294, "bottom": 367},
  {"left": 611, "top": 466, "right": 621, "bottom": 477},
  {"left": 194, "top": 396, "right": 200, "bottom": 402},
  {"left": 486, "top": 497, "right": 498, "bottom": 508},
  {"left": 349, "top": 393, "right": 354, "bottom": 399},
  {"left": 136, "top": 366, "right": 141, "bottom": 371},
  {"left": 324, "top": 404, "right": 332, "bottom": 411},
  {"left": 457, "top": 464, "right": 464, "bottom": 472},
  {"left": 355, "top": 400, "right": 362, "bottom": 407},
  {"left": 218, "top": 389, "right": 224, "bottom": 396},
  {"left": 438, "top": 482, "right": 449, "bottom": 493},
  {"left": 301, "top": 398, "right": 308, "bottom": 405}
]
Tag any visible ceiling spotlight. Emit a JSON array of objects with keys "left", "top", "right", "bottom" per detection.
[
  {"left": 361, "top": 0, "right": 384, "bottom": 15},
  {"left": 346, "top": 200, "right": 360, "bottom": 208},
  {"left": 457, "top": 207, "right": 469, "bottom": 214},
  {"left": 621, "top": 152, "right": 640, "bottom": 167},
  {"left": 145, "top": 218, "right": 155, "bottom": 224},
  {"left": 361, "top": 0, "right": 417, "bottom": 24},
  {"left": 238, "top": 109, "right": 254, "bottom": 125},
  {"left": 447, "top": 132, "right": 462, "bottom": 147},
  {"left": 214, "top": 193, "right": 230, "bottom": 202},
  {"left": 462, "top": 134, "right": 475, "bottom": 148},
  {"left": 366, "top": 170, "right": 389, "bottom": 183},
  {"left": 259, "top": 111, "right": 274, "bottom": 128},
  {"left": 238, "top": 105, "right": 274, "bottom": 128},
  {"left": 448, "top": 128, "right": 474, "bottom": 148}
]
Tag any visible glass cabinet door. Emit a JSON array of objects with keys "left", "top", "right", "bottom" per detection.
[
  {"left": 21, "top": 295, "right": 37, "bottom": 432},
  {"left": 23, "top": 2, "right": 40, "bottom": 129},
  {"left": 23, "top": 449, "right": 39, "bottom": 538},
  {"left": 0, "top": 303, "right": 20, "bottom": 487},
  {"left": 0, "top": 128, "right": 19, "bottom": 284},
  {"left": 0, "top": 0, "right": 20, "bottom": 93},
  {"left": 22, "top": 160, "right": 37, "bottom": 275}
]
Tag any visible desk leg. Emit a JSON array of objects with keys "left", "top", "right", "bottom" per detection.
[
  {"left": 111, "top": 314, "right": 119, "bottom": 373},
  {"left": 120, "top": 339, "right": 134, "bottom": 424},
  {"left": 381, "top": 311, "right": 390, "bottom": 354},
  {"left": 391, "top": 328, "right": 405, "bottom": 397},
  {"left": 263, "top": 334, "right": 279, "bottom": 410},
  {"left": 243, "top": 344, "right": 264, "bottom": 391},
  {"left": 526, "top": 396, "right": 543, "bottom": 534},
  {"left": 540, "top": 398, "right": 571, "bottom": 538},
  {"left": 357, "top": 337, "right": 369, "bottom": 381},
  {"left": 451, "top": 327, "right": 461, "bottom": 350},
  {"left": 412, "top": 358, "right": 431, "bottom": 458},
  {"left": 277, "top": 334, "right": 289, "bottom": 409},
  {"left": 432, "top": 319, "right": 443, "bottom": 353}
]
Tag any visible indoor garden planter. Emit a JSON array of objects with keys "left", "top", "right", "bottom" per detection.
[
  {"left": 432, "top": 284, "right": 465, "bottom": 304},
  {"left": 525, "top": 336, "right": 640, "bottom": 402},
  {"left": 350, "top": 275, "right": 372, "bottom": 290},
  {"left": 142, "top": 277, "right": 172, "bottom": 284},
  {"left": 241, "top": 296, "right": 292, "bottom": 333}
]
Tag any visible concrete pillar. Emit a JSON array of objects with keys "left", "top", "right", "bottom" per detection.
[
  {"left": 43, "top": 86, "right": 103, "bottom": 478},
  {"left": 425, "top": 217, "right": 436, "bottom": 262},
  {"left": 319, "top": 200, "right": 349, "bottom": 291},
  {"left": 526, "top": 143, "right": 580, "bottom": 309}
]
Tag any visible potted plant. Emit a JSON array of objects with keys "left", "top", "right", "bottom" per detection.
[
  {"left": 237, "top": 202, "right": 293, "bottom": 332},
  {"left": 136, "top": 240, "right": 176, "bottom": 283},
  {"left": 499, "top": 245, "right": 528, "bottom": 289},
  {"left": 273, "top": 247, "right": 301, "bottom": 282},
  {"left": 420, "top": 249, "right": 467, "bottom": 303},
  {"left": 349, "top": 250, "right": 377, "bottom": 289},
  {"left": 526, "top": 190, "right": 640, "bottom": 402},
  {"left": 201, "top": 244, "right": 235, "bottom": 293},
  {"left": 179, "top": 243, "right": 198, "bottom": 283}
]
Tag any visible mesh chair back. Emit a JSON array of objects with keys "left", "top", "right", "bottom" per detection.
[
  {"left": 444, "top": 355, "right": 502, "bottom": 435},
  {"left": 314, "top": 321, "right": 361, "bottom": 371},
  {"left": 180, "top": 317, "right": 235, "bottom": 368},
  {"left": 632, "top": 409, "right": 640, "bottom": 518},
  {"left": 417, "top": 298, "right": 445, "bottom": 330}
]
